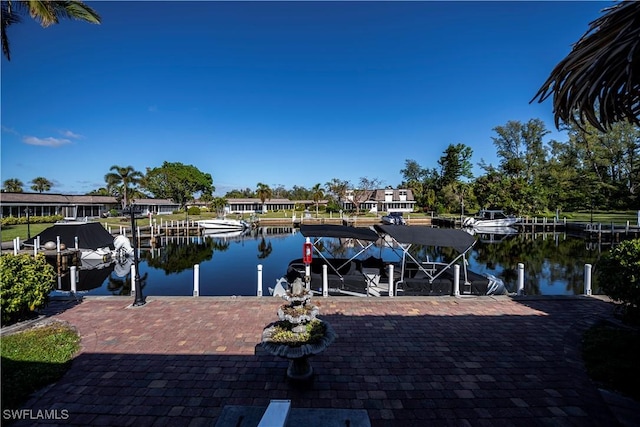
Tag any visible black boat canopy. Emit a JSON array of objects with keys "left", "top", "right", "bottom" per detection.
[
  {"left": 300, "top": 224, "right": 379, "bottom": 241},
  {"left": 374, "top": 225, "right": 475, "bottom": 253},
  {"left": 24, "top": 222, "right": 115, "bottom": 250}
]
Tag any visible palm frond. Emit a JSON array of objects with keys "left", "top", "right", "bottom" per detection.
[{"left": 531, "top": 1, "right": 640, "bottom": 131}]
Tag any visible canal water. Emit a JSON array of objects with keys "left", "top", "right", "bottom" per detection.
[{"left": 52, "top": 226, "right": 610, "bottom": 297}]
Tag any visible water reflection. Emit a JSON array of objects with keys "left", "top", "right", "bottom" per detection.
[
  {"left": 472, "top": 231, "right": 603, "bottom": 295},
  {"left": 52, "top": 226, "right": 618, "bottom": 297},
  {"left": 143, "top": 238, "right": 223, "bottom": 274}
]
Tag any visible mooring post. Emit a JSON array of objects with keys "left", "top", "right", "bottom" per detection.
[
  {"left": 453, "top": 264, "right": 460, "bottom": 296},
  {"left": 70, "top": 266, "right": 77, "bottom": 293},
  {"left": 322, "top": 264, "right": 328, "bottom": 297},
  {"left": 131, "top": 263, "right": 137, "bottom": 296},
  {"left": 584, "top": 264, "right": 592, "bottom": 296},
  {"left": 193, "top": 264, "right": 200, "bottom": 297},
  {"left": 517, "top": 263, "right": 525, "bottom": 295},
  {"left": 257, "top": 264, "right": 263, "bottom": 297},
  {"left": 388, "top": 264, "right": 394, "bottom": 298}
]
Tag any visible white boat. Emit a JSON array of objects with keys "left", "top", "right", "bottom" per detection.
[
  {"left": 197, "top": 218, "right": 249, "bottom": 231},
  {"left": 463, "top": 209, "right": 521, "bottom": 228}
]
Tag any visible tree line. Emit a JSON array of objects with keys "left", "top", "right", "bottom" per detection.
[
  {"left": 401, "top": 118, "right": 639, "bottom": 215},
  {"left": 3, "top": 118, "right": 638, "bottom": 215}
]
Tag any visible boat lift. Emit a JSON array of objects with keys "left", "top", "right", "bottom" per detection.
[
  {"left": 298, "top": 224, "right": 381, "bottom": 296},
  {"left": 374, "top": 224, "right": 477, "bottom": 288}
]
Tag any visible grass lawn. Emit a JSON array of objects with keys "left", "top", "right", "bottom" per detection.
[{"left": 0, "top": 322, "right": 80, "bottom": 412}]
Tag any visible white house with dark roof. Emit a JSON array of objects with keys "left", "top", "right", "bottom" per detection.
[{"left": 342, "top": 188, "right": 416, "bottom": 213}]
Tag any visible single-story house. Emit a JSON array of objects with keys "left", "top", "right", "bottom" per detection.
[{"left": 0, "top": 192, "right": 178, "bottom": 220}]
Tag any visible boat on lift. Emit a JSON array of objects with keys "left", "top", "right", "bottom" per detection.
[
  {"left": 463, "top": 209, "right": 521, "bottom": 228},
  {"left": 197, "top": 218, "right": 249, "bottom": 231}
]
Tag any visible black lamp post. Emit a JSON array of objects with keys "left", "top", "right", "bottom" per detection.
[
  {"left": 130, "top": 202, "right": 146, "bottom": 307},
  {"left": 24, "top": 208, "right": 32, "bottom": 239}
]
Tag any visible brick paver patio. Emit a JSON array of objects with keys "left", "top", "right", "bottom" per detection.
[{"left": 7, "top": 295, "right": 636, "bottom": 426}]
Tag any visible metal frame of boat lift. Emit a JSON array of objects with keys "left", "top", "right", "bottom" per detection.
[
  {"left": 374, "top": 225, "right": 477, "bottom": 293},
  {"left": 298, "top": 224, "right": 381, "bottom": 296}
]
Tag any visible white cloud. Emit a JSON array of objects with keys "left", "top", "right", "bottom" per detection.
[
  {"left": 1, "top": 126, "right": 19, "bottom": 135},
  {"left": 23, "top": 136, "right": 72, "bottom": 147},
  {"left": 61, "top": 130, "right": 82, "bottom": 139}
]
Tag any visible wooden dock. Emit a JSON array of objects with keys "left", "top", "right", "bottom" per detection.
[{"left": 432, "top": 216, "right": 640, "bottom": 241}]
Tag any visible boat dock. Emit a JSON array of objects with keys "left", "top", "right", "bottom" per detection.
[{"left": 433, "top": 216, "right": 640, "bottom": 242}]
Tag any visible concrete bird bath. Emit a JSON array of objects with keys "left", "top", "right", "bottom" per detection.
[{"left": 261, "top": 277, "right": 336, "bottom": 381}]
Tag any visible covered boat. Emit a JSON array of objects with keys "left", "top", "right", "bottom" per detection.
[
  {"left": 276, "top": 224, "right": 386, "bottom": 297},
  {"left": 374, "top": 225, "right": 507, "bottom": 296},
  {"left": 24, "top": 222, "right": 118, "bottom": 261}
]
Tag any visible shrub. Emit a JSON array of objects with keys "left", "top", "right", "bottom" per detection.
[
  {"left": 1, "top": 215, "right": 63, "bottom": 226},
  {"left": 0, "top": 254, "right": 56, "bottom": 325},
  {"left": 187, "top": 206, "right": 201, "bottom": 215},
  {"left": 597, "top": 239, "right": 640, "bottom": 321}
]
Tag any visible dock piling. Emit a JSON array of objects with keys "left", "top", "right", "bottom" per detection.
[
  {"left": 194, "top": 264, "right": 200, "bottom": 297},
  {"left": 584, "top": 264, "right": 592, "bottom": 296},
  {"left": 517, "top": 263, "right": 525, "bottom": 295}
]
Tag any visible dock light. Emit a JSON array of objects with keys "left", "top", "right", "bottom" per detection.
[{"left": 129, "top": 201, "right": 146, "bottom": 307}]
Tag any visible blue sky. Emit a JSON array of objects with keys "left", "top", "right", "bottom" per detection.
[{"left": 1, "top": 1, "right": 608, "bottom": 196}]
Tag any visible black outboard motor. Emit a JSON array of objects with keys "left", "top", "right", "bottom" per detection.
[{"left": 285, "top": 265, "right": 303, "bottom": 284}]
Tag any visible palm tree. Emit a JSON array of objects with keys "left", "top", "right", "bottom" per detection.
[
  {"left": 30, "top": 176, "right": 52, "bottom": 193},
  {"left": 255, "top": 182, "right": 272, "bottom": 214},
  {"left": 2, "top": 0, "right": 101, "bottom": 61},
  {"left": 210, "top": 197, "right": 228, "bottom": 218},
  {"left": 104, "top": 165, "right": 144, "bottom": 208},
  {"left": 311, "top": 183, "right": 325, "bottom": 217},
  {"left": 3, "top": 178, "right": 23, "bottom": 192},
  {"left": 532, "top": 2, "right": 640, "bottom": 131}
]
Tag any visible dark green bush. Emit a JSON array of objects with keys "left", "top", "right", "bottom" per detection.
[
  {"left": 187, "top": 206, "right": 201, "bottom": 215},
  {"left": 597, "top": 239, "right": 640, "bottom": 319},
  {"left": 0, "top": 254, "right": 56, "bottom": 325}
]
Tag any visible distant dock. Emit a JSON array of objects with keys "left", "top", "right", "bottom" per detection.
[{"left": 432, "top": 216, "right": 640, "bottom": 242}]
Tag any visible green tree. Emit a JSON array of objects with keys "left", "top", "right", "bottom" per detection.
[
  {"left": 86, "top": 187, "right": 115, "bottom": 196},
  {"left": 255, "top": 182, "right": 272, "bottom": 213},
  {"left": 2, "top": 178, "right": 23, "bottom": 192},
  {"left": 310, "top": 183, "right": 325, "bottom": 217},
  {"left": 225, "top": 188, "right": 254, "bottom": 198},
  {"left": 400, "top": 160, "right": 427, "bottom": 209},
  {"left": 325, "top": 178, "right": 349, "bottom": 203},
  {"left": 1, "top": 0, "right": 101, "bottom": 61},
  {"left": 437, "top": 143, "right": 474, "bottom": 187},
  {"left": 210, "top": 197, "right": 228, "bottom": 217},
  {"left": 488, "top": 119, "right": 551, "bottom": 213},
  {"left": 29, "top": 176, "right": 52, "bottom": 193},
  {"left": 105, "top": 165, "right": 144, "bottom": 208},
  {"left": 144, "top": 162, "right": 214, "bottom": 210},
  {"left": 560, "top": 120, "right": 639, "bottom": 209},
  {"left": 288, "top": 185, "right": 310, "bottom": 201}
]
